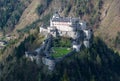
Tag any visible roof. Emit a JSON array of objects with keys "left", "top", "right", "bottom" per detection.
[
  {"left": 52, "top": 17, "right": 79, "bottom": 23},
  {"left": 51, "top": 12, "right": 80, "bottom": 23},
  {"left": 52, "top": 17, "right": 71, "bottom": 22}
]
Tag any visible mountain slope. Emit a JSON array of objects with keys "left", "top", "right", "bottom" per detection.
[
  {"left": 1, "top": 0, "right": 119, "bottom": 51},
  {"left": 95, "top": 0, "right": 120, "bottom": 48},
  {"left": 0, "top": 0, "right": 120, "bottom": 81},
  {"left": 0, "top": 37, "right": 120, "bottom": 81},
  {"left": 0, "top": 0, "right": 31, "bottom": 33},
  {"left": 14, "top": 0, "right": 40, "bottom": 32}
]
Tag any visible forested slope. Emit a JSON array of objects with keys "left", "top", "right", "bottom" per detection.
[
  {"left": 0, "top": 0, "right": 31, "bottom": 33},
  {"left": 95, "top": 0, "right": 120, "bottom": 51},
  {"left": 0, "top": 37, "right": 120, "bottom": 81},
  {"left": 1, "top": 0, "right": 119, "bottom": 50},
  {"left": 0, "top": 0, "right": 120, "bottom": 81}
]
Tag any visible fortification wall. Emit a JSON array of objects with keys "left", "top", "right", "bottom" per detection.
[
  {"left": 42, "top": 57, "right": 55, "bottom": 71},
  {"left": 58, "top": 31, "right": 78, "bottom": 39},
  {"left": 39, "top": 27, "right": 48, "bottom": 35},
  {"left": 42, "top": 50, "right": 75, "bottom": 70}
]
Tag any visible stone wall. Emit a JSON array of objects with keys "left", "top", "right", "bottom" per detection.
[
  {"left": 42, "top": 57, "right": 55, "bottom": 71},
  {"left": 39, "top": 27, "right": 48, "bottom": 35},
  {"left": 83, "top": 40, "right": 90, "bottom": 48},
  {"left": 42, "top": 50, "right": 76, "bottom": 71},
  {"left": 58, "top": 31, "right": 78, "bottom": 39},
  {"left": 83, "top": 29, "right": 91, "bottom": 40}
]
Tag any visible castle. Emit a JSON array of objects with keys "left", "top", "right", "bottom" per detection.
[{"left": 25, "top": 12, "right": 92, "bottom": 71}]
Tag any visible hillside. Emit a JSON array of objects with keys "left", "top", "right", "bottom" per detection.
[
  {"left": 14, "top": 0, "right": 102, "bottom": 30},
  {"left": 14, "top": 0, "right": 40, "bottom": 32},
  {"left": 0, "top": 37, "right": 120, "bottom": 81},
  {"left": 1, "top": 0, "right": 119, "bottom": 50},
  {"left": 95, "top": 0, "right": 120, "bottom": 50},
  {"left": 0, "top": 0, "right": 32, "bottom": 33},
  {"left": 0, "top": 0, "right": 120, "bottom": 81}
]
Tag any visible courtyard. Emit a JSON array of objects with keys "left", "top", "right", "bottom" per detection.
[{"left": 51, "top": 47, "right": 71, "bottom": 58}]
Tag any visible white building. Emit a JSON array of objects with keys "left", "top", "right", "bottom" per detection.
[{"left": 40, "top": 12, "right": 85, "bottom": 38}]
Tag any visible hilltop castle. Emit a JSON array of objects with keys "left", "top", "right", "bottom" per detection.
[
  {"left": 40, "top": 12, "right": 92, "bottom": 48},
  {"left": 25, "top": 12, "right": 92, "bottom": 70}
]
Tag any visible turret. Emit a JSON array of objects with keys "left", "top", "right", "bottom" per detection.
[
  {"left": 50, "top": 12, "right": 60, "bottom": 26},
  {"left": 52, "top": 11, "right": 60, "bottom": 19},
  {"left": 79, "top": 21, "right": 86, "bottom": 30}
]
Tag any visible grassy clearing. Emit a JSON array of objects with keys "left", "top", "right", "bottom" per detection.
[{"left": 52, "top": 47, "right": 71, "bottom": 58}]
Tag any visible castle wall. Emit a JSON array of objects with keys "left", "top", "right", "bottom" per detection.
[
  {"left": 39, "top": 27, "right": 48, "bottom": 35},
  {"left": 72, "top": 44, "right": 81, "bottom": 52},
  {"left": 25, "top": 52, "right": 39, "bottom": 61},
  {"left": 80, "top": 21, "right": 86, "bottom": 30},
  {"left": 42, "top": 57, "right": 55, "bottom": 70},
  {"left": 83, "top": 29, "right": 91, "bottom": 40},
  {"left": 83, "top": 40, "right": 89, "bottom": 48},
  {"left": 58, "top": 31, "right": 77, "bottom": 39}
]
